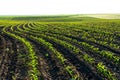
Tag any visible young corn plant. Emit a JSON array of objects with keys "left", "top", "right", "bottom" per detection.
[
  {"left": 97, "top": 62, "right": 116, "bottom": 80},
  {"left": 100, "top": 50, "right": 120, "bottom": 64},
  {"left": 83, "top": 54, "right": 95, "bottom": 64}
]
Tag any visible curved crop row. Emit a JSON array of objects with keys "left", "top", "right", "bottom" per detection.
[{"left": 2, "top": 25, "right": 40, "bottom": 80}]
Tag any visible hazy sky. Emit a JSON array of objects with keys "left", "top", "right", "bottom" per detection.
[{"left": 0, "top": 0, "right": 120, "bottom": 15}]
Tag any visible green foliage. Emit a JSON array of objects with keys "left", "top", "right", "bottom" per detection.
[
  {"left": 65, "top": 66, "right": 79, "bottom": 80},
  {"left": 3, "top": 26, "right": 40, "bottom": 80},
  {"left": 100, "top": 50, "right": 120, "bottom": 64},
  {"left": 1, "top": 17, "right": 120, "bottom": 80},
  {"left": 83, "top": 54, "right": 95, "bottom": 64},
  {"left": 97, "top": 62, "right": 116, "bottom": 80},
  {"left": 29, "top": 35, "right": 80, "bottom": 79}
]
